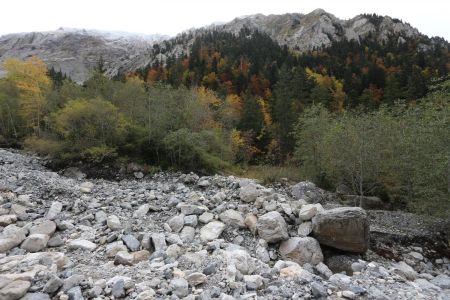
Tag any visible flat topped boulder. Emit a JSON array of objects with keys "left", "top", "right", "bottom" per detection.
[
  {"left": 67, "top": 239, "right": 97, "bottom": 251},
  {"left": 312, "top": 207, "right": 369, "bottom": 253},
  {"left": 29, "top": 220, "right": 56, "bottom": 236}
]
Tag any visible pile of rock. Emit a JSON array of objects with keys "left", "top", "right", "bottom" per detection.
[{"left": 0, "top": 149, "right": 449, "bottom": 299}]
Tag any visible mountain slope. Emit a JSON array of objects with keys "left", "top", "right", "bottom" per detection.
[
  {"left": 138, "top": 9, "right": 444, "bottom": 76},
  {"left": 0, "top": 28, "right": 166, "bottom": 83},
  {"left": 0, "top": 9, "right": 447, "bottom": 83}
]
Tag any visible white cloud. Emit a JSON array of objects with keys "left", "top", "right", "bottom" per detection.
[{"left": 1, "top": 0, "right": 449, "bottom": 40}]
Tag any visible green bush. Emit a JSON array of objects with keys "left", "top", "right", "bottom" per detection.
[
  {"left": 162, "top": 128, "right": 231, "bottom": 173},
  {"left": 52, "top": 98, "right": 128, "bottom": 161},
  {"left": 294, "top": 94, "right": 450, "bottom": 217}
]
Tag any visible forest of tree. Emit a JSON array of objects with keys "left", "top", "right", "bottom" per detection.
[
  {"left": 137, "top": 28, "right": 449, "bottom": 159},
  {"left": 0, "top": 26, "right": 448, "bottom": 215}
]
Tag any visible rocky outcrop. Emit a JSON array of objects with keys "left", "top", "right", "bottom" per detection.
[
  {"left": 312, "top": 207, "right": 370, "bottom": 252},
  {"left": 0, "top": 148, "right": 449, "bottom": 299},
  {"left": 215, "top": 9, "right": 422, "bottom": 51}
]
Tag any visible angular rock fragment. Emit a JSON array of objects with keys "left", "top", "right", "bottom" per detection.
[
  {"left": 200, "top": 221, "right": 225, "bottom": 242},
  {"left": 45, "top": 201, "right": 63, "bottom": 220},
  {"left": 219, "top": 209, "right": 245, "bottom": 228},
  {"left": 256, "top": 211, "right": 288, "bottom": 243},
  {"left": 107, "top": 215, "right": 122, "bottom": 231},
  {"left": 279, "top": 237, "right": 324, "bottom": 265},
  {"left": 21, "top": 234, "right": 49, "bottom": 252}
]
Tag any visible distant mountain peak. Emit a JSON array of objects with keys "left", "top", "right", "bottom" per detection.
[
  {"left": 310, "top": 8, "right": 327, "bottom": 15},
  {"left": 214, "top": 9, "right": 423, "bottom": 51}
]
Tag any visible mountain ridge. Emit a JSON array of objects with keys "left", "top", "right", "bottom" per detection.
[{"left": 0, "top": 9, "right": 447, "bottom": 83}]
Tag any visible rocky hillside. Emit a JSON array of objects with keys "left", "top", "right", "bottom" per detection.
[
  {"left": 0, "top": 28, "right": 166, "bottom": 83},
  {"left": 145, "top": 10, "right": 435, "bottom": 71},
  {"left": 0, "top": 148, "right": 449, "bottom": 299},
  {"left": 213, "top": 9, "right": 422, "bottom": 51},
  {"left": 0, "top": 9, "right": 444, "bottom": 83}
]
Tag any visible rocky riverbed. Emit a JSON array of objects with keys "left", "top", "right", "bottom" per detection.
[{"left": 0, "top": 148, "right": 449, "bottom": 300}]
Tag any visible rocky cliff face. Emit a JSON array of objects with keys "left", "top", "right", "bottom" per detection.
[
  {"left": 0, "top": 148, "right": 449, "bottom": 299},
  {"left": 0, "top": 28, "right": 166, "bottom": 83},
  {"left": 215, "top": 9, "right": 421, "bottom": 51}
]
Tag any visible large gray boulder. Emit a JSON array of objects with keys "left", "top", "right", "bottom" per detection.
[
  {"left": 312, "top": 207, "right": 369, "bottom": 253},
  {"left": 291, "top": 181, "right": 329, "bottom": 203},
  {"left": 256, "top": 211, "right": 288, "bottom": 243},
  {"left": 279, "top": 237, "right": 324, "bottom": 265},
  {"left": 392, "top": 261, "right": 418, "bottom": 281}
]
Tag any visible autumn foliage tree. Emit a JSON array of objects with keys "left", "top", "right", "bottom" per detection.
[{"left": 4, "top": 56, "right": 51, "bottom": 135}]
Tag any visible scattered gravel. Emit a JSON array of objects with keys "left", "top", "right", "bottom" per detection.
[{"left": 0, "top": 148, "right": 449, "bottom": 299}]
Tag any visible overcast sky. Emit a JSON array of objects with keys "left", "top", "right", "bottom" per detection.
[{"left": 1, "top": 0, "right": 449, "bottom": 40}]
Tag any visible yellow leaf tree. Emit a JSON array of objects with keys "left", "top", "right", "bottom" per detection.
[
  {"left": 306, "top": 67, "right": 346, "bottom": 112},
  {"left": 4, "top": 56, "right": 51, "bottom": 135}
]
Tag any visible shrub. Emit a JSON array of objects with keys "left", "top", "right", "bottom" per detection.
[
  {"left": 52, "top": 98, "right": 128, "bottom": 161},
  {"left": 162, "top": 128, "right": 231, "bottom": 173},
  {"left": 294, "top": 95, "right": 450, "bottom": 217}
]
